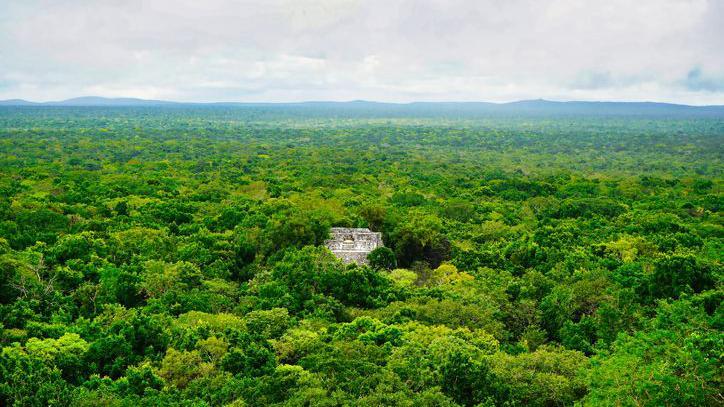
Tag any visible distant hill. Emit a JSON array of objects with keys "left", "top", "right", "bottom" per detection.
[
  {"left": 0, "top": 96, "right": 178, "bottom": 107},
  {"left": 496, "top": 99, "right": 724, "bottom": 115},
  {"left": 1, "top": 96, "right": 723, "bottom": 117},
  {"left": 0, "top": 99, "right": 37, "bottom": 106},
  {"left": 47, "top": 96, "right": 179, "bottom": 106}
]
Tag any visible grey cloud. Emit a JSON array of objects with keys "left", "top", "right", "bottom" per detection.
[
  {"left": 684, "top": 68, "right": 724, "bottom": 92},
  {"left": 570, "top": 72, "right": 614, "bottom": 90},
  {"left": 1, "top": 0, "right": 723, "bottom": 104}
]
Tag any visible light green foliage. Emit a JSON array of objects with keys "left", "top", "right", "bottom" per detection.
[
  {"left": 491, "top": 346, "right": 588, "bottom": 406},
  {"left": 24, "top": 333, "right": 89, "bottom": 360},
  {"left": 584, "top": 297, "right": 722, "bottom": 406},
  {"left": 273, "top": 327, "right": 322, "bottom": 364},
  {"left": 176, "top": 311, "right": 245, "bottom": 331},
  {"left": 242, "top": 308, "right": 290, "bottom": 339},
  {"left": 432, "top": 263, "right": 474, "bottom": 285},
  {"left": 197, "top": 336, "right": 229, "bottom": 363},
  {"left": 389, "top": 268, "right": 417, "bottom": 287},
  {"left": 159, "top": 348, "right": 213, "bottom": 389}
]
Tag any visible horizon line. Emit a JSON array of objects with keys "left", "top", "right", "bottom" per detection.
[{"left": 3, "top": 95, "right": 724, "bottom": 108}]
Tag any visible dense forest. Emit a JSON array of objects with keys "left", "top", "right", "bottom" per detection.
[{"left": 0, "top": 106, "right": 721, "bottom": 406}]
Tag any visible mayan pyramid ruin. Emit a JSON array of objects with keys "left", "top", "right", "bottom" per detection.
[{"left": 324, "top": 227, "right": 384, "bottom": 265}]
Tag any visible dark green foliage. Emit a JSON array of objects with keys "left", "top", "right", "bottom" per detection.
[
  {"left": 647, "top": 254, "right": 716, "bottom": 300},
  {"left": 0, "top": 352, "right": 75, "bottom": 406},
  {"left": 221, "top": 345, "right": 275, "bottom": 377},
  {"left": 125, "top": 363, "right": 164, "bottom": 396},
  {"left": 368, "top": 246, "right": 397, "bottom": 270}
]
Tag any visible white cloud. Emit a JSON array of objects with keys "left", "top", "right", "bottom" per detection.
[{"left": 0, "top": 0, "right": 722, "bottom": 104}]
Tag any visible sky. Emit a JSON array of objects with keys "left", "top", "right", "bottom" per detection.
[{"left": 1, "top": 0, "right": 723, "bottom": 104}]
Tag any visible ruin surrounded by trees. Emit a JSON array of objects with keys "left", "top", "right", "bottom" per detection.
[{"left": 325, "top": 227, "right": 384, "bottom": 265}]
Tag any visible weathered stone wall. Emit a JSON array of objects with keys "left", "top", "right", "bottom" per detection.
[{"left": 325, "top": 227, "right": 384, "bottom": 265}]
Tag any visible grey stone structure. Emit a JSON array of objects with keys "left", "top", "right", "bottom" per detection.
[{"left": 325, "top": 227, "right": 384, "bottom": 265}]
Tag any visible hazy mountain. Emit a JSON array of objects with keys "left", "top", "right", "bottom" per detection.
[
  {"left": 0, "top": 99, "right": 37, "bottom": 106},
  {"left": 1, "top": 96, "right": 723, "bottom": 117},
  {"left": 0, "top": 96, "right": 176, "bottom": 107},
  {"left": 46, "top": 96, "right": 178, "bottom": 106},
  {"left": 499, "top": 99, "right": 724, "bottom": 115}
]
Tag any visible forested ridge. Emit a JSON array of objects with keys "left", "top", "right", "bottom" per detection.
[{"left": 0, "top": 106, "right": 721, "bottom": 406}]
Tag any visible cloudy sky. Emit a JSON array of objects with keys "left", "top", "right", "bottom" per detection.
[{"left": 1, "top": 0, "right": 723, "bottom": 104}]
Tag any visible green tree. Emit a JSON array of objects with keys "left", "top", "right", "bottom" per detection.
[{"left": 367, "top": 247, "right": 397, "bottom": 270}]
